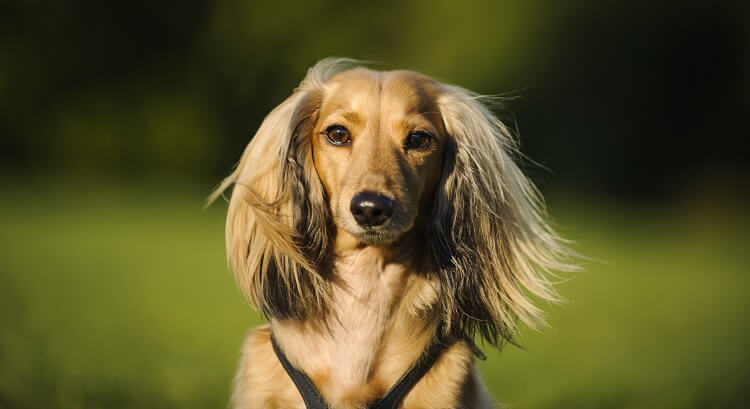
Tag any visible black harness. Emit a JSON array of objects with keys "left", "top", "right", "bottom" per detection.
[{"left": 270, "top": 334, "right": 451, "bottom": 409}]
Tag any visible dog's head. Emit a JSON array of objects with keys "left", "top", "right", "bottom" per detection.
[
  {"left": 311, "top": 68, "right": 446, "bottom": 248},
  {"left": 210, "top": 59, "right": 577, "bottom": 345}
]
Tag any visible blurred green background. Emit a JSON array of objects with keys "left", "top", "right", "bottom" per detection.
[{"left": 1, "top": 1, "right": 748, "bottom": 408}]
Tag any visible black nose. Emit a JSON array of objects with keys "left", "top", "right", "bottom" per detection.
[{"left": 350, "top": 192, "right": 394, "bottom": 227}]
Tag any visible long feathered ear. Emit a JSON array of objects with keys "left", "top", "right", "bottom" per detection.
[
  {"left": 430, "top": 84, "right": 579, "bottom": 346},
  {"left": 207, "top": 60, "right": 358, "bottom": 320}
]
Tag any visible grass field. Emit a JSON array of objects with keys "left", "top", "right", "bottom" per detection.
[{"left": 1, "top": 182, "right": 748, "bottom": 409}]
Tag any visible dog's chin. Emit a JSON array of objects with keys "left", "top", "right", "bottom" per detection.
[{"left": 352, "top": 229, "right": 401, "bottom": 246}]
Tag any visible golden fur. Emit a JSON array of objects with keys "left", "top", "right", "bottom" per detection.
[{"left": 209, "top": 58, "right": 578, "bottom": 409}]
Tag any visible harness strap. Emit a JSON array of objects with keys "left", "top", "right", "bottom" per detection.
[
  {"left": 270, "top": 334, "right": 449, "bottom": 409},
  {"left": 369, "top": 338, "right": 447, "bottom": 409},
  {"left": 270, "top": 335, "right": 329, "bottom": 409}
]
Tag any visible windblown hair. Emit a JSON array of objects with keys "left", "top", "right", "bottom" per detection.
[{"left": 209, "top": 58, "right": 578, "bottom": 346}]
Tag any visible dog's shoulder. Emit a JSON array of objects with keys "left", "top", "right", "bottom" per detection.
[
  {"left": 399, "top": 340, "right": 494, "bottom": 409},
  {"left": 232, "top": 325, "right": 303, "bottom": 409}
]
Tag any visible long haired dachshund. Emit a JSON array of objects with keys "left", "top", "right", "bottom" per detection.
[{"left": 209, "top": 58, "right": 577, "bottom": 409}]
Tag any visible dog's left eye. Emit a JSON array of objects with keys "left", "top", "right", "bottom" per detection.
[
  {"left": 404, "top": 131, "right": 432, "bottom": 151},
  {"left": 323, "top": 125, "right": 351, "bottom": 146}
]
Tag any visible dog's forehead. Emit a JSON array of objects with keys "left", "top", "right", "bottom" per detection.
[{"left": 323, "top": 69, "right": 440, "bottom": 115}]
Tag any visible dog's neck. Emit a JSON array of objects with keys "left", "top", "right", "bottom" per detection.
[{"left": 272, "top": 242, "right": 438, "bottom": 407}]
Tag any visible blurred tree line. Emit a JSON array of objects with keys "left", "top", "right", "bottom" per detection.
[{"left": 1, "top": 0, "right": 747, "bottom": 199}]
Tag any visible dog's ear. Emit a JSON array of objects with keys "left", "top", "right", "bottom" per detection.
[
  {"left": 430, "top": 85, "right": 578, "bottom": 346},
  {"left": 209, "top": 86, "right": 331, "bottom": 320}
]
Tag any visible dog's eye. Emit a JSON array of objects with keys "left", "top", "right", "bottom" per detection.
[
  {"left": 404, "top": 131, "right": 432, "bottom": 151},
  {"left": 323, "top": 125, "right": 351, "bottom": 146}
]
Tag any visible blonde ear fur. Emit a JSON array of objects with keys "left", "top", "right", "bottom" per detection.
[
  {"left": 207, "top": 59, "right": 361, "bottom": 319},
  {"left": 430, "top": 84, "right": 579, "bottom": 345}
]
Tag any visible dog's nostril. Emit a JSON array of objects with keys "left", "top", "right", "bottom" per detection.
[{"left": 350, "top": 192, "right": 394, "bottom": 227}]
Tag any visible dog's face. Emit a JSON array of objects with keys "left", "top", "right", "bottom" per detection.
[{"left": 311, "top": 69, "right": 447, "bottom": 248}]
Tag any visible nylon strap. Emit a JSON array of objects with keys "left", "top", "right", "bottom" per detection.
[
  {"left": 270, "top": 335, "right": 329, "bottom": 409},
  {"left": 270, "top": 334, "right": 449, "bottom": 409}
]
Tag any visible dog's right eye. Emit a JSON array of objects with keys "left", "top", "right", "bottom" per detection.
[{"left": 323, "top": 125, "right": 351, "bottom": 146}]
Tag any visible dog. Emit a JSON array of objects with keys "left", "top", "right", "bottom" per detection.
[{"left": 208, "top": 58, "right": 577, "bottom": 409}]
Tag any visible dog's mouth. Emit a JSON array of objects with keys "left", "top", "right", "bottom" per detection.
[{"left": 341, "top": 213, "right": 413, "bottom": 246}]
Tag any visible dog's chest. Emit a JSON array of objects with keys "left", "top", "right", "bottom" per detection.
[{"left": 312, "top": 251, "right": 408, "bottom": 404}]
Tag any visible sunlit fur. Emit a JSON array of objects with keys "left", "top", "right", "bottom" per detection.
[{"left": 209, "top": 58, "right": 578, "bottom": 409}]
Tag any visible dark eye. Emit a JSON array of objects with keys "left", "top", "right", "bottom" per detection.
[
  {"left": 323, "top": 125, "right": 351, "bottom": 146},
  {"left": 404, "top": 131, "right": 432, "bottom": 150}
]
